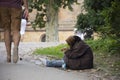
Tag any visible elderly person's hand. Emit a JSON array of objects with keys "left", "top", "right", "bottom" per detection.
[{"left": 61, "top": 47, "right": 69, "bottom": 52}]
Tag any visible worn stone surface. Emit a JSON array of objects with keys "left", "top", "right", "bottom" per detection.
[
  {"left": 0, "top": 42, "right": 119, "bottom": 80},
  {"left": 0, "top": 42, "right": 89, "bottom": 80}
]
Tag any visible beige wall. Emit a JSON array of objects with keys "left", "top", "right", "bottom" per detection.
[
  {"left": 59, "top": 31, "right": 74, "bottom": 42},
  {"left": 58, "top": 0, "right": 84, "bottom": 28},
  {"left": 22, "top": 30, "right": 74, "bottom": 42},
  {"left": 22, "top": 32, "right": 44, "bottom": 42}
]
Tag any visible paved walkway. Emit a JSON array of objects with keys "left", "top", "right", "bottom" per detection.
[{"left": 0, "top": 42, "right": 103, "bottom": 80}]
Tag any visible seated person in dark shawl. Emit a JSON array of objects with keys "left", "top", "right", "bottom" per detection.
[{"left": 40, "top": 35, "right": 94, "bottom": 70}]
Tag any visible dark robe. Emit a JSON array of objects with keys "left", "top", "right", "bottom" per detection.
[{"left": 64, "top": 40, "right": 93, "bottom": 70}]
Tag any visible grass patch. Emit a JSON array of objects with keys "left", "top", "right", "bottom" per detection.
[
  {"left": 86, "top": 38, "right": 116, "bottom": 53},
  {"left": 33, "top": 43, "right": 67, "bottom": 59}
]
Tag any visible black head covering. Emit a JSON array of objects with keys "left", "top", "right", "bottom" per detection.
[
  {"left": 73, "top": 36, "right": 81, "bottom": 42},
  {"left": 66, "top": 35, "right": 82, "bottom": 48}
]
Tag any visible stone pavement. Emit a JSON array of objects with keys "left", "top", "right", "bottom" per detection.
[
  {"left": 0, "top": 42, "right": 90, "bottom": 80},
  {"left": 0, "top": 42, "right": 107, "bottom": 80}
]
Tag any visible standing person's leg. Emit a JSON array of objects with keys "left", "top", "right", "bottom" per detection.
[
  {"left": 4, "top": 28, "right": 11, "bottom": 62},
  {"left": 0, "top": 7, "right": 12, "bottom": 62},
  {"left": 11, "top": 8, "right": 22, "bottom": 63}
]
